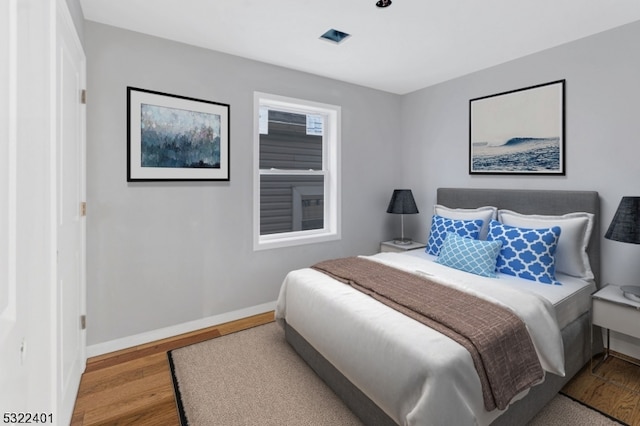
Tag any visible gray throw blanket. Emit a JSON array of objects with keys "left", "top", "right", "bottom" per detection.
[{"left": 311, "top": 256, "right": 544, "bottom": 411}]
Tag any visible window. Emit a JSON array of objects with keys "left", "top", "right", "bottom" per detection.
[{"left": 254, "top": 93, "right": 341, "bottom": 250}]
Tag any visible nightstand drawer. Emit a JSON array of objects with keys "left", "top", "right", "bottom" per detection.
[{"left": 592, "top": 298, "right": 640, "bottom": 339}]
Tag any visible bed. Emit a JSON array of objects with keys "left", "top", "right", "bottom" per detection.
[{"left": 275, "top": 188, "right": 602, "bottom": 425}]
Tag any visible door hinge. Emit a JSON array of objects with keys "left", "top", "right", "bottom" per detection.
[
  {"left": 80, "top": 89, "right": 87, "bottom": 104},
  {"left": 80, "top": 202, "right": 86, "bottom": 217},
  {"left": 80, "top": 315, "right": 86, "bottom": 330}
]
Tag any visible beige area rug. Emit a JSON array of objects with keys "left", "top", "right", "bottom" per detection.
[{"left": 168, "top": 322, "right": 624, "bottom": 426}]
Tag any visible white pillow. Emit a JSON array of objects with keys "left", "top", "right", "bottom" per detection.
[
  {"left": 434, "top": 204, "right": 497, "bottom": 240},
  {"left": 497, "top": 209, "right": 594, "bottom": 280}
]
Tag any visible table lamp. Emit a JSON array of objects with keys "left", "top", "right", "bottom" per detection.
[
  {"left": 386, "top": 189, "right": 419, "bottom": 245},
  {"left": 605, "top": 196, "right": 640, "bottom": 302}
]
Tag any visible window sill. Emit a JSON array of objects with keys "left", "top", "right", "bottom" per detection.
[{"left": 254, "top": 231, "right": 340, "bottom": 251}]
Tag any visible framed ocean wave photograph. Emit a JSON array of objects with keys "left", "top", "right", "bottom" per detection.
[
  {"left": 469, "top": 80, "right": 565, "bottom": 175},
  {"left": 127, "top": 87, "right": 230, "bottom": 181}
]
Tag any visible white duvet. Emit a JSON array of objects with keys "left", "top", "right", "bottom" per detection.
[{"left": 275, "top": 252, "right": 566, "bottom": 426}]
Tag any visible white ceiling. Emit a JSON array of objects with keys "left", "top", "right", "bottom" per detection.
[{"left": 80, "top": 0, "right": 640, "bottom": 95}]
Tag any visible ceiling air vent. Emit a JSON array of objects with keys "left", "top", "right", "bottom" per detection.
[{"left": 320, "top": 29, "right": 351, "bottom": 44}]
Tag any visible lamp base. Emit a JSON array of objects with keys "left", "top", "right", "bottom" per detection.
[
  {"left": 621, "top": 286, "right": 640, "bottom": 303},
  {"left": 393, "top": 237, "right": 413, "bottom": 245}
]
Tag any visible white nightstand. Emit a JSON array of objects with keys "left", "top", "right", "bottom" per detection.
[
  {"left": 380, "top": 240, "right": 426, "bottom": 253},
  {"left": 591, "top": 284, "right": 640, "bottom": 383}
]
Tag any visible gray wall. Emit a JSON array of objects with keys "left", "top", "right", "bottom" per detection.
[
  {"left": 86, "top": 18, "right": 640, "bottom": 352},
  {"left": 85, "top": 22, "right": 402, "bottom": 345},
  {"left": 401, "top": 21, "right": 640, "bottom": 314}
]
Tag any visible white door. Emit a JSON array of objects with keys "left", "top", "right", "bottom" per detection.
[
  {"left": 0, "top": 0, "right": 26, "bottom": 409},
  {"left": 56, "top": 0, "right": 87, "bottom": 420},
  {"left": 1, "top": 1, "right": 85, "bottom": 420}
]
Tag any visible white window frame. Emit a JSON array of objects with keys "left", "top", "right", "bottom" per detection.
[{"left": 253, "top": 92, "right": 341, "bottom": 250}]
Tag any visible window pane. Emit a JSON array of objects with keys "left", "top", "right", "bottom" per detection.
[
  {"left": 255, "top": 92, "right": 340, "bottom": 250},
  {"left": 260, "top": 174, "right": 324, "bottom": 235},
  {"left": 259, "top": 110, "right": 323, "bottom": 170}
]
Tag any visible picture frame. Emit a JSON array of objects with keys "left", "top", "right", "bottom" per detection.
[
  {"left": 127, "top": 87, "right": 230, "bottom": 181},
  {"left": 469, "top": 80, "right": 565, "bottom": 175}
]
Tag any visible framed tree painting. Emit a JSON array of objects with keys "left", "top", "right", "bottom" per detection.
[
  {"left": 469, "top": 80, "right": 565, "bottom": 175},
  {"left": 127, "top": 87, "right": 230, "bottom": 181}
]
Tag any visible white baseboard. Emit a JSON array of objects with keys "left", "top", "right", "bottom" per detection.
[{"left": 86, "top": 301, "right": 277, "bottom": 358}]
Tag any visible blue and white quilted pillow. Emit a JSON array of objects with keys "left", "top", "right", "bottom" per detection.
[
  {"left": 426, "top": 215, "right": 483, "bottom": 256},
  {"left": 436, "top": 232, "right": 502, "bottom": 277},
  {"left": 487, "top": 220, "right": 562, "bottom": 285}
]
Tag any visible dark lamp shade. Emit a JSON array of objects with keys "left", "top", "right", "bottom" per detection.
[
  {"left": 605, "top": 197, "right": 640, "bottom": 244},
  {"left": 386, "top": 189, "right": 419, "bottom": 215}
]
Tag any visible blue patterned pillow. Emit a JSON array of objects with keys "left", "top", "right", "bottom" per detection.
[
  {"left": 487, "top": 220, "right": 562, "bottom": 285},
  {"left": 436, "top": 232, "right": 502, "bottom": 277},
  {"left": 426, "top": 215, "right": 483, "bottom": 256}
]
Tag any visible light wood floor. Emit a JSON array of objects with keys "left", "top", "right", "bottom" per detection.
[
  {"left": 72, "top": 311, "right": 640, "bottom": 425},
  {"left": 563, "top": 351, "right": 640, "bottom": 425},
  {"left": 71, "top": 312, "right": 275, "bottom": 425}
]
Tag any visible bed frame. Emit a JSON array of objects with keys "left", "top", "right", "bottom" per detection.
[{"left": 285, "top": 188, "right": 602, "bottom": 425}]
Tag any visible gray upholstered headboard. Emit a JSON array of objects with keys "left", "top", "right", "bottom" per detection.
[{"left": 437, "top": 188, "right": 601, "bottom": 287}]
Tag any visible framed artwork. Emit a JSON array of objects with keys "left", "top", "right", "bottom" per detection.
[
  {"left": 127, "top": 87, "right": 230, "bottom": 181},
  {"left": 469, "top": 80, "right": 565, "bottom": 175}
]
